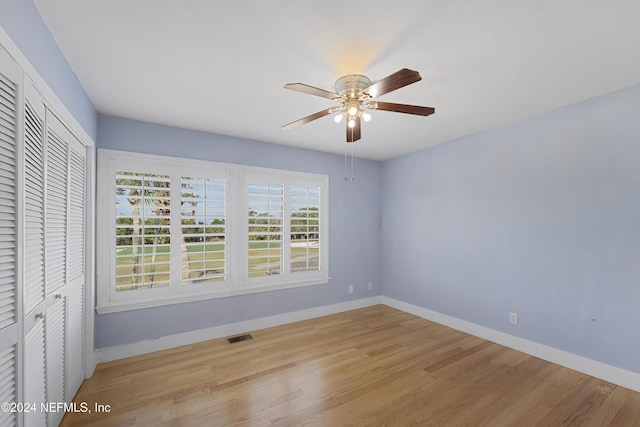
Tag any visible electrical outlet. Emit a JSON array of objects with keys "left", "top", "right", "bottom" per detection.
[
  {"left": 348, "top": 285, "right": 353, "bottom": 294},
  {"left": 509, "top": 312, "right": 518, "bottom": 325},
  {"left": 368, "top": 282, "right": 373, "bottom": 290}
]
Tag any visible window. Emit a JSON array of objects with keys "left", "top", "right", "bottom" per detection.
[
  {"left": 248, "top": 182, "right": 284, "bottom": 277},
  {"left": 97, "top": 149, "right": 328, "bottom": 313},
  {"left": 180, "top": 177, "right": 227, "bottom": 285},
  {"left": 289, "top": 184, "right": 321, "bottom": 273},
  {"left": 244, "top": 175, "right": 325, "bottom": 288},
  {"left": 115, "top": 171, "right": 172, "bottom": 291}
]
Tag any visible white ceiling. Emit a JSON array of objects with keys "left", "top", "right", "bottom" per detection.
[{"left": 34, "top": 0, "right": 640, "bottom": 161}]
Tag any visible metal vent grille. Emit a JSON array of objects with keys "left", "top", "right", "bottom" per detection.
[{"left": 227, "top": 334, "right": 253, "bottom": 344}]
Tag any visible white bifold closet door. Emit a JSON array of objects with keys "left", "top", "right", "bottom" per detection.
[
  {"left": 44, "top": 107, "right": 70, "bottom": 427},
  {"left": 0, "top": 36, "right": 88, "bottom": 427},
  {"left": 22, "top": 79, "right": 87, "bottom": 427},
  {"left": 23, "top": 81, "right": 48, "bottom": 427},
  {"left": 66, "top": 126, "right": 86, "bottom": 400},
  {"left": 0, "top": 45, "right": 19, "bottom": 427}
]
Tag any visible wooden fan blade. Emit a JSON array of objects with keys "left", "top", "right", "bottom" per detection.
[
  {"left": 346, "top": 116, "right": 361, "bottom": 142},
  {"left": 368, "top": 101, "right": 435, "bottom": 116},
  {"left": 284, "top": 83, "right": 343, "bottom": 100},
  {"left": 282, "top": 107, "right": 340, "bottom": 130},
  {"left": 363, "top": 68, "right": 422, "bottom": 99}
]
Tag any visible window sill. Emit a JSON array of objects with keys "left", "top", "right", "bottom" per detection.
[{"left": 95, "top": 277, "right": 330, "bottom": 314}]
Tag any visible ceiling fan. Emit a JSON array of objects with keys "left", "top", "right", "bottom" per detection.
[{"left": 282, "top": 68, "right": 435, "bottom": 143}]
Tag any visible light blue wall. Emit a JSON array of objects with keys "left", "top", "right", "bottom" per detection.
[
  {"left": 381, "top": 84, "right": 640, "bottom": 373},
  {"left": 96, "top": 114, "right": 383, "bottom": 348},
  {"left": 0, "top": 0, "right": 97, "bottom": 139}
]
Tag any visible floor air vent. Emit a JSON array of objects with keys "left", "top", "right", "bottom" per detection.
[{"left": 227, "top": 334, "right": 253, "bottom": 344}]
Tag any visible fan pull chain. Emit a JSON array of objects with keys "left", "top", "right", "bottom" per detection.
[
  {"left": 344, "top": 139, "right": 348, "bottom": 180},
  {"left": 344, "top": 125, "right": 355, "bottom": 181},
  {"left": 344, "top": 145, "right": 355, "bottom": 181},
  {"left": 350, "top": 141, "right": 355, "bottom": 181}
]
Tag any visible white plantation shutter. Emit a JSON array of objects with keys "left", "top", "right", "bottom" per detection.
[
  {"left": 245, "top": 174, "right": 327, "bottom": 287},
  {"left": 290, "top": 184, "right": 321, "bottom": 273},
  {"left": 180, "top": 176, "right": 227, "bottom": 284},
  {"left": 46, "top": 295, "right": 66, "bottom": 427},
  {"left": 45, "top": 115, "right": 68, "bottom": 294},
  {"left": 67, "top": 139, "right": 85, "bottom": 398},
  {"left": 248, "top": 182, "right": 284, "bottom": 277},
  {"left": 115, "top": 171, "right": 171, "bottom": 290},
  {"left": 24, "top": 318, "right": 46, "bottom": 427},
  {"left": 24, "top": 99, "right": 46, "bottom": 314},
  {"left": 0, "top": 343, "right": 17, "bottom": 427}
]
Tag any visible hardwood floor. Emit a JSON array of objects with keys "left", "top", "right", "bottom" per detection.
[{"left": 62, "top": 305, "right": 640, "bottom": 426}]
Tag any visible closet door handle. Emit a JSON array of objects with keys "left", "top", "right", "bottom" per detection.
[
  {"left": 55, "top": 293, "right": 63, "bottom": 299},
  {"left": 35, "top": 312, "right": 45, "bottom": 319}
]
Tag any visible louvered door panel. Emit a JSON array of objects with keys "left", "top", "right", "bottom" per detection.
[
  {"left": 67, "top": 139, "right": 85, "bottom": 398},
  {"left": 46, "top": 295, "right": 65, "bottom": 427},
  {"left": 66, "top": 286, "right": 83, "bottom": 397},
  {"left": 24, "top": 98, "right": 46, "bottom": 314},
  {"left": 0, "top": 45, "right": 19, "bottom": 427},
  {"left": 0, "top": 56, "right": 17, "bottom": 333},
  {"left": 24, "top": 318, "right": 46, "bottom": 427},
  {"left": 68, "top": 141, "right": 85, "bottom": 281},
  {"left": 45, "top": 114, "right": 68, "bottom": 294},
  {"left": 0, "top": 343, "right": 17, "bottom": 427}
]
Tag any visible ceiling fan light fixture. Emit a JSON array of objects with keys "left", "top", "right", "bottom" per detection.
[
  {"left": 282, "top": 68, "right": 434, "bottom": 143},
  {"left": 347, "top": 102, "right": 359, "bottom": 116}
]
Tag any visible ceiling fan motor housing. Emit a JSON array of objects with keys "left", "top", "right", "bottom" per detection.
[{"left": 334, "top": 74, "right": 372, "bottom": 99}]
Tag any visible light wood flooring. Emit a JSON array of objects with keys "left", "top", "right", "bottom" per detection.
[{"left": 62, "top": 305, "right": 640, "bottom": 426}]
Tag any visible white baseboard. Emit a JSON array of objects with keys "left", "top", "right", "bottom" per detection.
[
  {"left": 94, "top": 296, "right": 382, "bottom": 364},
  {"left": 381, "top": 296, "right": 640, "bottom": 393}
]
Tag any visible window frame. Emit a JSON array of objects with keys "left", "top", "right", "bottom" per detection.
[{"left": 96, "top": 149, "right": 329, "bottom": 313}]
